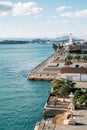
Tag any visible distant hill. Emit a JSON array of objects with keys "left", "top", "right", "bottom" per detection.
[
  {"left": 55, "top": 36, "right": 79, "bottom": 41},
  {"left": 0, "top": 40, "right": 29, "bottom": 44},
  {"left": 0, "top": 36, "right": 80, "bottom": 41},
  {"left": 0, "top": 38, "right": 30, "bottom": 41},
  {"left": 0, "top": 36, "right": 84, "bottom": 44}
]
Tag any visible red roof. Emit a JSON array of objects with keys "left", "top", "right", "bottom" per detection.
[
  {"left": 43, "top": 67, "right": 61, "bottom": 72},
  {"left": 60, "top": 67, "right": 87, "bottom": 74},
  {"left": 69, "top": 45, "right": 81, "bottom": 51}
]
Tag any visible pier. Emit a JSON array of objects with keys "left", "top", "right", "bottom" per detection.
[{"left": 27, "top": 51, "right": 60, "bottom": 80}]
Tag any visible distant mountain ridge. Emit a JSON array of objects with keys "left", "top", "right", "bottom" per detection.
[
  {"left": 0, "top": 36, "right": 84, "bottom": 44},
  {"left": 0, "top": 38, "right": 30, "bottom": 41},
  {"left": 55, "top": 35, "right": 79, "bottom": 41},
  {"left": 0, "top": 36, "right": 81, "bottom": 41}
]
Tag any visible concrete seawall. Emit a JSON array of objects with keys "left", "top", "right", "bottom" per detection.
[{"left": 27, "top": 51, "right": 59, "bottom": 80}]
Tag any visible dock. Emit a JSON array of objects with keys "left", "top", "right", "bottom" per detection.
[{"left": 27, "top": 51, "right": 60, "bottom": 80}]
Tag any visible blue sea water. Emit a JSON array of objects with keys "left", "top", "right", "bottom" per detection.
[{"left": 0, "top": 43, "right": 53, "bottom": 130}]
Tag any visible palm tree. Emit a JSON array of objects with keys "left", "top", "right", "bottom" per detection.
[
  {"left": 58, "top": 43, "right": 63, "bottom": 50},
  {"left": 52, "top": 43, "right": 58, "bottom": 52}
]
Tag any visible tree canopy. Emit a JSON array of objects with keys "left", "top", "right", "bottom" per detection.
[
  {"left": 52, "top": 43, "right": 58, "bottom": 52},
  {"left": 51, "top": 79, "right": 75, "bottom": 97},
  {"left": 74, "top": 55, "right": 81, "bottom": 61},
  {"left": 82, "top": 55, "right": 87, "bottom": 61}
]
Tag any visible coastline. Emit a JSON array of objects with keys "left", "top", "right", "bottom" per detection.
[
  {"left": 28, "top": 47, "right": 87, "bottom": 130},
  {"left": 27, "top": 51, "right": 59, "bottom": 80}
]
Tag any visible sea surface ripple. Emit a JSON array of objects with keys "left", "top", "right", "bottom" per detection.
[{"left": 0, "top": 43, "right": 53, "bottom": 130}]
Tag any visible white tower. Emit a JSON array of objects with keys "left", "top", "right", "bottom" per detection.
[{"left": 69, "top": 33, "right": 73, "bottom": 45}]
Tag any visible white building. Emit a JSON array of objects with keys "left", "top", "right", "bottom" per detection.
[{"left": 58, "top": 67, "right": 87, "bottom": 82}]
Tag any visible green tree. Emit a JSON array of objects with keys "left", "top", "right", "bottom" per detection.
[
  {"left": 65, "top": 80, "right": 76, "bottom": 91},
  {"left": 82, "top": 55, "right": 87, "bottom": 62},
  {"left": 51, "top": 79, "right": 65, "bottom": 94},
  {"left": 66, "top": 55, "right": 73, "bottom": 60},
  {"left": 58, "top": 43, "right": 63, "bottom": 49},
  {"left": 74, "top": 90, "right": 81, "bottom": 99},
  {"left": 59, "top": 85, "right": 70, "bottom": 97},
  {"left": 51, "top": 79, "right": 60, "bottom": 93},
  {"left": 74, "top": 55, "right": 81, "bottom": 61},
  {"left": 79, "top": 95, "right": 87, "bottom": 104},
  {"left": 51, "top": 79, "right": 75, "bottom": 97},
  {"left": 65, "top": 60, "right": 73, "bottom": 66},
  {"left": 58, "top": 81, "right": 74, "bottom": 100},
  {"left": 52, "top": 43, "right": 58, "bottom": 52}
]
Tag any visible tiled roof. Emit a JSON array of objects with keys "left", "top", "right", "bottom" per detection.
[
  {"left": 60, "top": 67, "right": 87, "bottom": 74},
  {"left": 69, "top": 45, "right": 81, "bottom": 51},
  {"left": 43, "top": 67, "right": 61, "bottom": 71}
]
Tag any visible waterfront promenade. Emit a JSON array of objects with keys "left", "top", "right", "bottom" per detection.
[
  {"left": 35, "top": 109, "right": 87, "bottom": 130},
  {"left": 27, "top": 51, "right": 60, "bottom": 80},
  {"left": 30, "top": 46, "right": 87, "bottom": 130}
]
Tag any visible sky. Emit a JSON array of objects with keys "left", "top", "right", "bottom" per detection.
[{"left": 0, "top": 0, "right": 87, "bottom": 39}]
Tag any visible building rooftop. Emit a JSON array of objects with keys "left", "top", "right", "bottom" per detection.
[
  {"left": 60, "top": 67, "right": 87, "bottom": 74},
  {"left": 76, "top": 82, "right": 87, "bottom": 89},
  {"left": 69, "top": 45, "right": 81, "bottom": 51}
]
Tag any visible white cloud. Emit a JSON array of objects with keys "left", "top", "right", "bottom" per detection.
[
  {"left": 56, "top": 6, "right": 72, "bottom": 12},
  {"left": 60, "top": 9, "right": 87, "bottom": 18},
  {"left": 48, "top": 19, "right": 69, "bottom": 24},
  {"left": 0, "top": 1, "right": 43, "bottom": 16},
  {"left": 48, "top": 16, "right": 57, "bottom": 19},
  {"left": 48, "top": 20, "right": 59, "bottom": 24},
  {"left": 34, "top": 14, "right": 42, "bottom": 20},
  {"left": 60, "top": 20, "right": 69, "bottom": 24}
]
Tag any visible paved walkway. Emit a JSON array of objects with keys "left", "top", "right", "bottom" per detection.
[
  {"left": 55, "top": 110, "right": 87, "bottom": 130},
  {"left": 28, "top": 51, "right": 60, "bottom": 80},
  {"left": 35, "top": 109, "right": 87, "bottom": 130}
]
